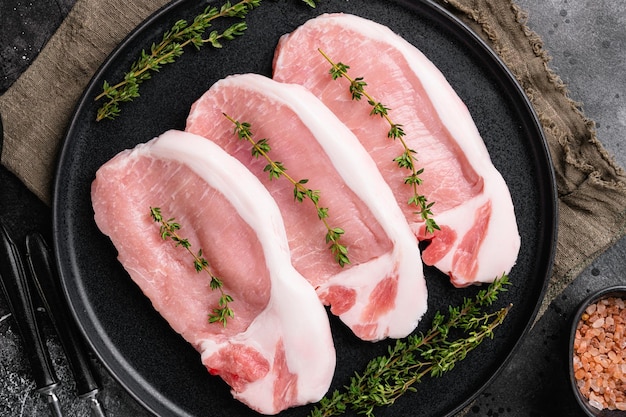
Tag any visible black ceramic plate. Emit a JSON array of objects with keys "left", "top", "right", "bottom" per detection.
[{"left": 52, "top": 1, "right": 557, "bottom": 416}]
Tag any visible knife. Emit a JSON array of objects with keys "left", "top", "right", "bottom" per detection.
[
  {"left": 25, "top": 232, "right": 107, "bottom": 417},
  {"left": 0, "top": 221, "right": 64, "bottom": 417}
]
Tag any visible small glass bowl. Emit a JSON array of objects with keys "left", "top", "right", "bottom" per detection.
[{"left": 569, "top": 285, "right": 626, "bottom": 417}]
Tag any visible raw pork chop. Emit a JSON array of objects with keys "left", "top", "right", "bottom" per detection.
[
  {"left": 273, "top": 13, "right": 521, "bottom": 287},
  {"left": 91, "top": 130, "right": 335, "bottom": 414},
  {"left": 186, "top": 73, "right": 427, "bottom": 341}
]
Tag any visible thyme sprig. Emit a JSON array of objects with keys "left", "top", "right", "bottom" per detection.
[
  {"left": 95, "top": 0, "right": 318, "bottom": 121},
  {"left": 318, "top": 49, "right": 440, "bottom": 234},
  {"left": 310, "top": 274, "right": 512, "bottom": 417},
  {"left": 150, "top": 207, "right": 234, "bottom": 326},
  {"left": 223, "top": 113, "right": 350, "bottom": 267},
  {"left": 95, "top": 0, "right": 261, "bottom": 121}
]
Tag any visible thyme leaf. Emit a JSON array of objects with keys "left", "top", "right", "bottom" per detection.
[
  {"left": 310, "top": 274, "right": 511, "bottom": 417},
  {"left": 319, "top": 49, "right": 440, "bottom": 234},
  {"left": 223, "top": 113, "right": 350, "bottom": 267},
  {"left": 150, "top": 207, "right": 234, "bottom": 326}
]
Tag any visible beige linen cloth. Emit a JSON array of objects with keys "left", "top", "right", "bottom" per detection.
[{"left": 0, "top": 0, "right": 625, "bottom": 320}]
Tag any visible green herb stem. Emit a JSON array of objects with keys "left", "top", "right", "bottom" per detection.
[
  {"left": 95, "top": 0, "right": 261, "bottom": 121},
  {"left": 310, "top": 274, "right": 511, "bottom": 417},
  {"left": 150, "top": 207, "right": 234, "bottom": 326},
  {"left": 223, "top": 113, "right": 350, "bottom": 267},
  {"left": 318, "top": 49, "right": 439, "bottom": 234}
]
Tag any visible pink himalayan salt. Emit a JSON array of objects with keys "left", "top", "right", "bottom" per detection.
[{"left": 573, "top": 296, "right": 626, "bottom": 411}]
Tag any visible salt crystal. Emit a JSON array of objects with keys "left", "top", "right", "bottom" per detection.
[
  {"left": 591, "top": 380, "right": 600, "bottom": 391},
  {"left": 574, "top": 296, "right": 626, "bottom": 411},
  {"left": 593, "top": 317, "right": 606, "bottom": 328},
  {"left": 589, "top": 399, "right": 604, "bottom": 410}
]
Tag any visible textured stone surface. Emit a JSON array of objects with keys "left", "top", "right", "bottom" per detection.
[
  {"left": 0, "top": 1, "right": 624, "bottom": 416},
  {"left": 0, "top": 3, "right": 153, "bottom": 415},
  {"left": 516, "top": 0, "right": 626, "bottom": 170},
  {"left": 468, "top": 2, "right": 626, "bottom": 415},
  {"left": 0, "top": 0, "right": 74, "bottom": 94}
]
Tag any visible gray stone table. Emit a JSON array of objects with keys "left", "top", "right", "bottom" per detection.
[{"left": 1, "top": 1, "right": 624, "bottom": 416}]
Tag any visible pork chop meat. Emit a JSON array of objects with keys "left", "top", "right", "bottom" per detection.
[
  {"left": 91, "top": 130, "right": 335, "bottom": 414},
  {"left": 185, "top": 73, "right": 427, "bottom": 341},
  {"left": 272, "top": 13, "right": 521, "bottom": 287}
]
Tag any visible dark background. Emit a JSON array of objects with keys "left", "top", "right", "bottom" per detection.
[{"left": 1, "top": 1, "right": 625, "bottom": 416}]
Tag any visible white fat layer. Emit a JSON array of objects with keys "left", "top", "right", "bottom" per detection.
[
  {"left": 139, "top": 130, "right": 335, "bottom": 414},
  {"left": 302, "top": 13, "right": 491, "bottom": 163},
  {"left": 215, "top": 74, "right": 427, "bottom": 341},
  {"left": 279, "top": 14, "right": 520, "bottom": 285}
]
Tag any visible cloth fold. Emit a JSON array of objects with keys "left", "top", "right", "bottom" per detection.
[
  {"left": 0, "top": 0, "right": 625, "bottom": 319},
  {"left": 441, "top": 0, "right": 626, "bottom": 316},
  {"left": 0, "top": 0, "right": 170, "bottom": 202}
]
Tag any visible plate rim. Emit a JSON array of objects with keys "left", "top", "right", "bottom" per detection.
[{"left": 51, "top": 0, "right": 558, "bottom": 416}]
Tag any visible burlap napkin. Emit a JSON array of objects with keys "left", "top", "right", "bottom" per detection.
[
  {"left": 0, "top": 0, "right": 625, "bottom": 319},
  {"left": 441, "top": 0, "right": 626, "bottom": 318},
  {"left": 0, "top": 0, "right": 170, "bottom": 201}
]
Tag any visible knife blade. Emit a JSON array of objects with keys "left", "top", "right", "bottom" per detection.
[
  {"left": 0, "top": 221, "right": 64, "bottom": 417},
  {"left": 25, "top": 232, "right": 107, "bottom": 417}
]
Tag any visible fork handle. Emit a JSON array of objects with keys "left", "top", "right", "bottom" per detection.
[
  {"left": 0, "top": 221, "right": 59, "bottom": 391},
  {"left": 25, "top": 232, "right": 101, "bottom": 398}
]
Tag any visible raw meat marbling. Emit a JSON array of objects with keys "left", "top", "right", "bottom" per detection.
[
  {"left": 91, "top": 130, "right": 335, "bottom": 414},
  {"left": 273, "top": 13, "right": 521, "bottom": 287},
  {"left": 186, "top": 73, "right": 427, "bottom": 341}
]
